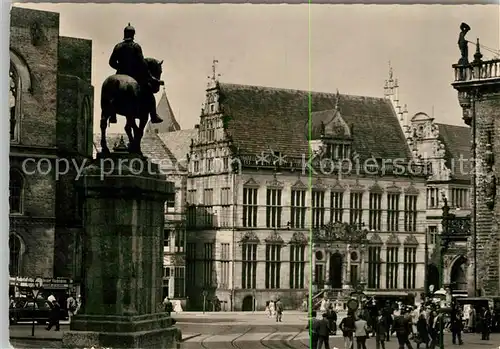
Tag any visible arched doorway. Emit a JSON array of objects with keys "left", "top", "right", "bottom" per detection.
[
  {"left": 329, "top": 252, "right": 343, "bottom": 289},
  {"left": 427, "top": 264, "right": 440, "bottom": 291},
  {"left": 242, "top": 295, "right": 254, "bottom": 311},
  {"left": 9, "top": 234, "right": 22, "bottom": 276},
  {"left": 450, "top": 256, "right": 467, "bottom": 291}
]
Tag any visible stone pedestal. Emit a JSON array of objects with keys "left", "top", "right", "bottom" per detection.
[{"left": 62, "top": 149, "right": 181, "bottom": 348}]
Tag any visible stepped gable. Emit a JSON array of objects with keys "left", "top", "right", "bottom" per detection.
[
  {"left": 436, "top": 123, "right": 472, "bottom": 181},
  {"left": 145, "top": 89, "right": 181, "bottom": 134},
  {"left": 218, "top": 83, "right": 411, "bottom": 161}
]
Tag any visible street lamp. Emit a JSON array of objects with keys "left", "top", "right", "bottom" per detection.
[{"left": 30, "top": 278, "right": 43, "bottom": 337}]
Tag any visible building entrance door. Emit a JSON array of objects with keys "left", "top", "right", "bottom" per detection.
[{"left": 329, "top": 252, "right": 343, "bottom": 289}]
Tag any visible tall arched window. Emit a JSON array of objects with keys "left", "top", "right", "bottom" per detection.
[
  {"left": 9, "top": 234, "right": 23, "bottom": 277},
  {"left": 9, "top": 170, "right": 24, "bottom": 214},
  {"left": 9, "top": 64, "right": 21, "bottom": 142}
]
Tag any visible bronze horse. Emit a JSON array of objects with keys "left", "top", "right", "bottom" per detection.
[{"left": 100, "top": 57, "right": 164, "bottom": 155}]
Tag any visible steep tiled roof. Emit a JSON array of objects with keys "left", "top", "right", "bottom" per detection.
[
  {"left": 145, "top": 90, "right": 181, "bottom": 134},
  {"left": 92, "top": 132, "right": 176, "bottom": 170},
  {"left": 436, "top": 123, "right": 471, "bottom": 181},
  {"left": 156, "top": 129, "right": 197, "bottom": 166},
  {"left": 218, "top": 83, "right": 411, "bottom": 161}
]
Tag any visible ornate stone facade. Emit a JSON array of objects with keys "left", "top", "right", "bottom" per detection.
[{"left": 452, "top": 42, "right": 500, "bottom": 296}]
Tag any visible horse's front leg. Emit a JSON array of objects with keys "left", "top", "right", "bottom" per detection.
[
  {"left": 100, "top": 111, "right": 110, "bottom": 155},
  {"left": 134, "top": 115, "right": 148, "bottom": 156}
]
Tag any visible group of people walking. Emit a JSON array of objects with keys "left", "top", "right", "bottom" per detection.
[
  {"left": 265, "top": 298, "right": 284, "bottom": 322},
  {"left": 308, "top": 300, "right": 496, "bottom": 349}
]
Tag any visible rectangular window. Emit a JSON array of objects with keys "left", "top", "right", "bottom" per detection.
[
  {"left": 349, "top": 192, "right": 363, "bottom": 226},
  {"left": 387, "top": 194, "right": 400, "bottom": 231},
  {"left": 386, "top": 247, "right": 399, "bottom": 289},
  {"left": 193, "top": 161, "right": 200, "bottom": 173},
  {"left": 404, "top": 195, "right": 418, "bottom": 232},
  {"left": 220, "top": 187, "right": 231, "bottom": 228},
  {"left": 367, "top": 246, "right": 382, "bottom": 289},
  {"left": 163, "top": 229, "right": 170, "bottom": 249},
  {"left": 428, "top": 225, "right": 439, "bottom": 245},
  {"left": 312, "top": 190, "right": 325, "bottom": 228},
  {"left": 350, "top": 264, "right": 359, "bottom": 287},
  {"left": 290, "top": 190, "right": 306, "bottom": 228},
  {"left": 187, "top": 189, "right": 197, "bottom": 229},
  {"left": 203, "top": 243, "right": 214, "bottom": 287},
  {"left": 186, "top": 243, "right": 196, "bottom": 287},
  {"left": 203, "top": 189, "right": 214, "bottom": 228},
  {"left": 289, "top": 245, "right": 306, "bottom": 289},
  {"left": 403, "top": 247, "right": 417, "bottom": 289},
  {"left": 314, "top": 264, "right": 324, "bottom": 289},
  {"left": 451, "top": 188, "right": 469, "bottom": 209},
  {"left": 427, "top": 188, "right": 439, "bottom": 208},
  {"left": 266, "top": 189, "right": 282, "bottom": 228},
  {"left": 330, "top": 191, "right": 344, "bottom": 223},
  {"left": 242, "top": 188, "right": 258, "bottom": 228},
  {"left": 241, "top": 243, "right": 257, "bottom": 289},
  {"left": 220, "top": 243, "right": 230, "bottom": 289},
  {"left": 174, "top": 229, "right": 184, "bottom": 252},
  {"left": 174, "top": 267, "right": 185, "bottom": 298},
  {"left": 165, "top": 198, "right": 175, "bottom": 213},
  {"left": 265, "top": 244, "right": 281, "bottom": 289},
  {"left": 368, "top": 193, "right": 382, "bottom": 231}
]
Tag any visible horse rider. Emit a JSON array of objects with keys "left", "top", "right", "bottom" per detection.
[{"left": 108, "top": 23, "right": 163, "bottom": 124}]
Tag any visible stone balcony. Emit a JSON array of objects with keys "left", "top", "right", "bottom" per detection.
[{"left": 453, "top": 59, "right": 500, "bottom": 86}]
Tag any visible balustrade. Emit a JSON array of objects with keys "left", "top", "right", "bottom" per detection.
[{"left": 454, "top": 59, "right": 500, "bottom": 82}]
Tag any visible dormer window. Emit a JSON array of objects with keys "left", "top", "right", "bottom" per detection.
[{"left": 327, "top": 143, "right": 351, "bottom": 160}]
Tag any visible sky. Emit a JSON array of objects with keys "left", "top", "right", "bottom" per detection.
[{"left": 13, "top": 3, "right": 500, "bottom": 133}]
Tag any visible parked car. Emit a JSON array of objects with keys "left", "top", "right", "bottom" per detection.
[{"left": 9, "top": 298, "right": 66, "bottom": 325}]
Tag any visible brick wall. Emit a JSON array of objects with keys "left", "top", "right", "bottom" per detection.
[{"left": 10, "top": 7, "right": 59, "bottom": 147}]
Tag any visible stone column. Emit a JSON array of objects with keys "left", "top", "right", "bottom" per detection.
[
  {"left": 62, "top": 145, "right": 180, "bottom": 349},
  {"left": 325, "top": 251, "right": 331, "bottom": 286}
]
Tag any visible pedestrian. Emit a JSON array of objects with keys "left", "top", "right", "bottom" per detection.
[
  {"left": 450, "top": 305, "right": 464, "bottom": 345},
  {"left": 275, "top": 298, "right": 283, "bottom": 322},
  {"left": 354, "top": 314, "right": 369, "bottom": 349},
  {"left": 66, "top": 293, "right": 77, "bottom": 322},
  {"left": 326, "top": 304, "right": 337, "bottom": 335},
  {"left": 269, "top": 300, "right": 276, "bottom": 317},
  {"left": 46, "top": 298, "right": 61, "bottom": 331},
  {"left": 340, "top": 311, "right": 356, "bottom": 349},
  {"left": 306, "top": 310, "right": 320, "bottom": 349},
  {"left": 374, "top": 310, "right": 388, "bottom": 349},
  {"left": 383, "top": 303, "right": 393, "bottom": 342},
  {"left": 317, "top": 313, "right": 331, "bottom": 349},
  {"left": 392, "top": 308, "right": 413, "bottom": 349},
  {"left": 481, "top": 306, "right": 492, "bottom": 340},
  {"left": 163, "top": 297, "right": 173, "bottom": 316},
  {"left": 75, "top": 294, "right": 82, "bottom": 314},
  {"left": 416, "top": 307, "right": 429, "bottom": 349}
]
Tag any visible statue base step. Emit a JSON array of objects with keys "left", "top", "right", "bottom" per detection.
[{"left": 62, "top": 314, "right": 181, "bottom": 349}]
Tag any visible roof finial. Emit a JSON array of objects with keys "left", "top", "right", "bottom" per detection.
[
  {"left": 208, "top": 58, "right": 221, "bottom": 82},
  {"left": 388, "top": 60, "right": 393, "bottom": 80},
  {"left": 334, "top": 89, "right": 340, "bottom": 110},
  {"left": 474, "top": 38, "right": 483, "bottom": 63}
]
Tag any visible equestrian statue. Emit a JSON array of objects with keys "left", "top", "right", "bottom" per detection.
[{"left": 100, "top": 23, "right": 164, "bottom": 155}]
